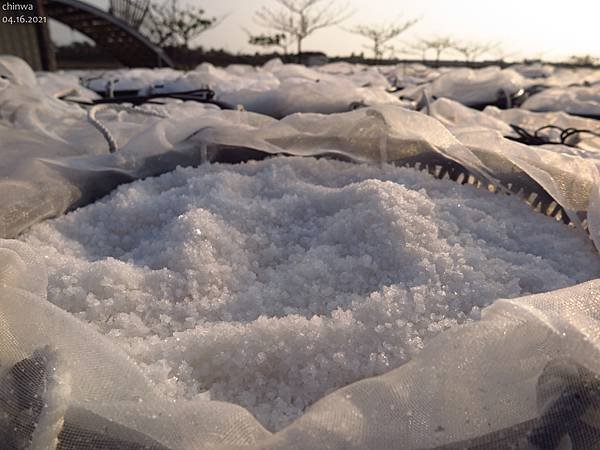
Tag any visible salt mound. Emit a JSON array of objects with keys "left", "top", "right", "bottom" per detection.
[{"left": 22, "top": 157, "right": 600, "bottom": 431}]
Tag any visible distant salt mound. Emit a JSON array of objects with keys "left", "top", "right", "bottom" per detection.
[
  {"left": 23, "top": 157, "right": 600, "bottom": 431},
  {"left": 430, "top": 66, "right": 526, "bottom": 107},
  {"left": 521, "top": 85, "right": 600, "bottom": 117}
]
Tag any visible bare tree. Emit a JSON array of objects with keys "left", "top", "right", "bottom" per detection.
[
  {"left": 409, "top": 37, "right": 455, "bottom": 63},
  {"left": 568, "top": 54, "right": 599, "bottom": 66},
  {"left": 255, "top": 0, "right": 353, "bottom": 57},
  {"left": 384, "top": 43, "right": 399, "bottom": 60},
  {"left": 348, "top": 18, "right": 419, "bottom": 60},
  {"left": 247, "top": 32, "right": 289, "bottom": 54},
  {"left": 146, "top": 0, "right": 222, "bottom": 48},
  {"left": 404, "top": 40, "right": 428, "bottom": 61},
  {"left": 453, "top": 40, "right": 498, "bottom": 62}
]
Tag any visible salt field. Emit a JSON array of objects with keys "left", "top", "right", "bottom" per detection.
[{"left": 1, "top": 49, "right": 600, "bottom": 448}]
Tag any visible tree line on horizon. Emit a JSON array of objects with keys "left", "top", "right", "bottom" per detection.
[
  {"left": 87, "top": 0, "right": 600, "bottom": 66},
  {"left": 139, "top": 0, "right": 505, "bottom": 63}
]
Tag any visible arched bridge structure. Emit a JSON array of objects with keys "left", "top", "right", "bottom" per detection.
[{"left": 42, "top": 0, "right": 173, "bottom": 68}]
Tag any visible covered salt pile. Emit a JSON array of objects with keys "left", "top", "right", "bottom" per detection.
[
  {"left": 1, "top": 54, "right": 600, "bottom": 448},
  {"left": 22, "top": 157, "right": 600, "bottom": 430}
]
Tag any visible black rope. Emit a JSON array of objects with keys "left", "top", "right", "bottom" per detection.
[
  {"left": 92, "top": 88, "right": 215, "bottom": 104},
  {"left": 506, "top": 124, "right": 600, "bottom": 148},
  {"left": 59, "top": 88, "right": 237, "bottom": 110}
]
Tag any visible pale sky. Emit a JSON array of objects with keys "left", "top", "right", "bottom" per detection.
[{"left": 51, "top": 0, "right": 600, "bottom": 61}]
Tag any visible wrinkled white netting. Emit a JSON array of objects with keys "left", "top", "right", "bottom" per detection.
[
  {"left": 20, "top": 156, "right": 600, "bottom": 432},
  {"left": 429, "top": 67, "right": 527, "bottom": 107},
  {"left": 4, "top": 239, "right": 600, "bottom": 449},
  {"left": 2, "top": 55, "right": 600, "bottom": 449}
]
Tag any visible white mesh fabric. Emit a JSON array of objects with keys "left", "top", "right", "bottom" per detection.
[
  {"left": 2, "top": 56, "right": 600, "bottom": 450},
  {"left": 2, "top": 240, "right": 600, "bottom": 449},
  {"left": 0, "top": 240, "right": 271, "bottom": 450},
  {"left": 2, "top": 80, "right": 598, "bottom": 241}
]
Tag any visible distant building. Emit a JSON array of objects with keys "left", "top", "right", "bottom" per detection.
[{"left": 0, "top": 0, "right": 55, "bottom": 70}]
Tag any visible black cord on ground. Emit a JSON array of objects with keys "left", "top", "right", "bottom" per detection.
[
  {"left": 59, "top": 88, "right": 237, "bottom": 110},
  {"left": 506, "top": 124, "right": 600, "bottom": 148}
]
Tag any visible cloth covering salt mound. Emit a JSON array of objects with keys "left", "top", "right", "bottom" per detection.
[
  {"left": 2, "top": 55, "right": 600, "bottom": 448},
  {"left": 2, "top": 91, "right": 599, "bottom": 241},
  {"left": 1, "top": 54, "right": 599, "bottom": 241},
  {"left": 521, "top": 85, "right": 600, "bottom": 118},
  {"left": 429, "top": 67, "right": 526, "bottom": 107},
  {"left": 3, "top": 229, "right": 600, "bottom": 448},
  {"left": 20, "top": 157, "right": 600, "bottom": 432},
  {"left": 84, "top": 62, "right": 401, "bottom": 118}
]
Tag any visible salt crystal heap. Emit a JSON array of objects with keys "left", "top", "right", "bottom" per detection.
[{"left": 23, "top": 157, "right": 600, "bottom": 431}]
